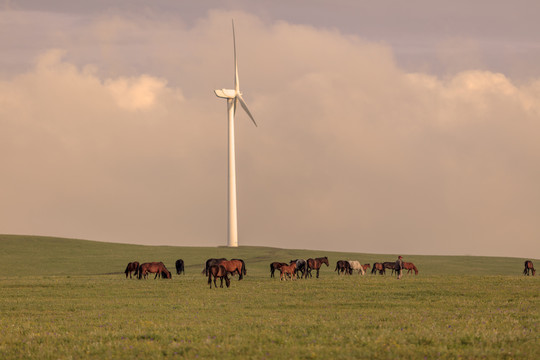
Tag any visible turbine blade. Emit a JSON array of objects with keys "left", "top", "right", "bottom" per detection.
[
  {"left": 237, "top": 94, "right": 257, "bottom": 127},
  {"left": 233, "top": 20, "right": 239, "bottom": 93}
]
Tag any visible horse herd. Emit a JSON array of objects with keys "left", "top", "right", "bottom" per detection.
[{"left": 124, "top": 258, "right": 536, "bottom": 288}]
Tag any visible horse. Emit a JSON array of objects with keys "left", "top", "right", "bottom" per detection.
[
  {"left": 270, "top": 262, "right": 288, "bottom": 278},
  {"left": 217, "top": 259, "right": 245, "bottom": 280},
  {"left": 124, "top": 261, "right": 139, "bottom": 279},
  {"left": 138, "top": 262, "right": 171, "bottom": 279},
  {"left": 348, "top": 260, "right": 365, "bottom": 275},
  {"left": 231, "top": 258, "right": 247, "bottom": 277},
  {"left": 291, "top": 259, "right": 307, "bottom": 278},
  {"left": 335, "top": 260, "right": 351, "bottom": 275},
  {"left": 279, "top": 262, "right": 297, "bottom": 281},
  {"left": 203, "top": 258, "right": 227, "bottom": 276},
  {"left": 306, "top": 257, "right": 329, "bottom": 278},
  {"left": 403, "top": 262, "right": 418, "bottom": 275},
  {"left": 523, "top": 260, "right": 536, "bottom": 276},
  {"left": 371, "top": 262, "right": 385, "bottom": 275},
  {"left": 383, "top": 262, "right": 397, "bottom": 275},
  {"left": 175, "top": 259, "right": 185, "bottom": 275},
  {"left": 208, "top": 264, "right": 230, "bottom": 288},
  {"left": 362, "top": 264, "right": 371, "bottom": 272}
]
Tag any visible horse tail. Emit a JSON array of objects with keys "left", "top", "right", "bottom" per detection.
[
  {"left": 137, "top": 265, "right": 143, "bottom": 280},
  {"left": 238, "top": 261, "right": 244, "bottom": 280},
  {"left": 124, "top": 263, "right": 130, "bottom": 278}
]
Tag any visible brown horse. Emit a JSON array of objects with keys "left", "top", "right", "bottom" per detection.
[
  {"left": 204, "top": 258, "right": 227, "bottom": 276},
  {"left": 270, "top": 262, "right": 288, "bottom": 278},
  {"left": 208, "top": 264, "right": 231, "bottom": 288},
  {"left": 523, "top": 260, "right": 536, "bottom": 276},
  {"left": 362, "top": 263, "right": 371, "bottom": 272},
  {"left": 335, "top": 260, "right": 351, "bottom": 275},
  {"left": 403, "top": 262, "right": 418, "bottom": 275},
  {"left": 124, "top": 261, "right": 139, "bottom": 279},
  {"left": 306, "top": 257, "right": 329, "bottom": 278},
  {"left": 138, "top": 262, "right": 172, "bottom": 279},
  {"left": 279, "top": 262, "right": 297, "bottom": 281},
  {"left": 217, "top": 259, "right": 246, "bottom": 280},
  {"left": 371, "top": 262, "right": 385, "bottom": 275},
  {"left": 383, "top": 261, "right": 397, "bottom": 275}
]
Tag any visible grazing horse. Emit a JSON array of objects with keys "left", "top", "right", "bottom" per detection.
[
  {"left": 208, "top": 264, "right": 230, "bottom": 288},
  {"left": 371, "top": 262, "right": 385, "bottom": 275},
  {"left": 383, "top": 262, "right": 397, "bottom": 275},
  {"left": 403, "top": 262, "right": 418, "bottom": 275},
  {"left": 124, "top": 261, "right": 139, "bottom": 279},
  {"left": 291, "top": 259, "right": 308, "bottom": 278},
  {"left": 270, "top": 262, "right": 288, "bottom": 278},
  {"left": 362, "top": 264, "right": 371, "bottom": 272},
  {"left": 231, "top": 259, "right": 247, "bottom": 277},
  {"left": 306, "top": 257, "right": 329, "bottom": 278},
  {"left": 175, "top": 259, "right": 185, "bottom": 275},
  {"left": 523, "top": 260, "right": 536, "bottom": 276},
  {"left": 279, "top": 262, "right": 297, "bottom": 281},
  {"left": 335, "top": 260, "right": 352, "bottom": 275},
  {"left": 217, "top": 259, "right": 246, "bottom": 280},
  {"left": 204, "top": 258, "right": 227, "bottom": 276},
  {"left": 348, "top": 260, "right": 365, "bottom": 275},
  {"left": 138, "top": 262, "right": 172, "bottom": 279}
]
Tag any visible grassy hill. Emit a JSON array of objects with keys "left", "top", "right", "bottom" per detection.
[{"left": 0, "top": 234, "right": 534, "bottom": 277}]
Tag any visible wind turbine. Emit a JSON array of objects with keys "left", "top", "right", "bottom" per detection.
[{"left": 214, "top": 20, "right": 257, "bottom": 247}]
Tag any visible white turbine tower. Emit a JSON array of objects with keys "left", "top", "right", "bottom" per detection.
[{"left": 214, "top": 21, "right": 257, "bottom": 247}]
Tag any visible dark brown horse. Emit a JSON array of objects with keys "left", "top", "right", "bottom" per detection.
[
  {"left": 279, "top": 262, "right": 297, "bottom": 281},
  {"left": 270, "top": 262, "right": 288, "bottom": 278},
  {"left": 523, "top": 260, "right": 536, "bottom": 276},
  {"left": 204, "top": 258, "right": 227, "bottom": 276},
  {"left": 371, "top": 262, "right": 385, "bottom": 275},
  {"left": 124, "top": 261, "right": 139, "bottom": 279},
  {"left": 217, "top": 259, "right": 246, "bottom": 280},
  {"left": 383, "top": 261, "right": 397, "bottom": 275},
  {"left": 138, "top": 262, "right": 172, "bottom": 279},
  {"left": 306, "top": 257, "right": 329, "bottom": 278},
  {"left": 403, "top": 262, "right": 418, "bottom": 275},
  {"left": 335, "top": 260, "right": 351, "bottom": 275},
  {"left": 208, "top": 264, "right": 231, "bottom": 288}
]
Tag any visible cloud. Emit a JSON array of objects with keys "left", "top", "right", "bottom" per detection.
[{"left": 0, "top": 10, "right": 539, "bottom": 258}]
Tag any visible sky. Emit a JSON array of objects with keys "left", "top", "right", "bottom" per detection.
[{"left": 1, "top": 1, "right": 539, "bottom": 258}]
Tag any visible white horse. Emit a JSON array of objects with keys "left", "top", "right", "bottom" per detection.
[{"left": 348, "top": 260, "right": 365, "bottom": 275}]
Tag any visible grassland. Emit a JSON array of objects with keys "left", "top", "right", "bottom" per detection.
[{"left": 0, "top": 235, "right": 538, "bottom": 359}]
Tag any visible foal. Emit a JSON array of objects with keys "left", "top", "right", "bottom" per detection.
[{"left": 279, "top": 262, "right": 297, "bottom": 281}]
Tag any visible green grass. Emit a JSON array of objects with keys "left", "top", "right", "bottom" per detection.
[{"left": 0, "top": 234, "right": 538, "bottom": 359}]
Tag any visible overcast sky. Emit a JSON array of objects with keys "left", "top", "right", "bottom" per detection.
[{"left": 1, "top": 1, "right": 539, "bottom": 258}]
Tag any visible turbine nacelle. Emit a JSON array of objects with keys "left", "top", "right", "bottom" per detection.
[{"left": 214, "top": 89, "right": 237, "bottom": 99}]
